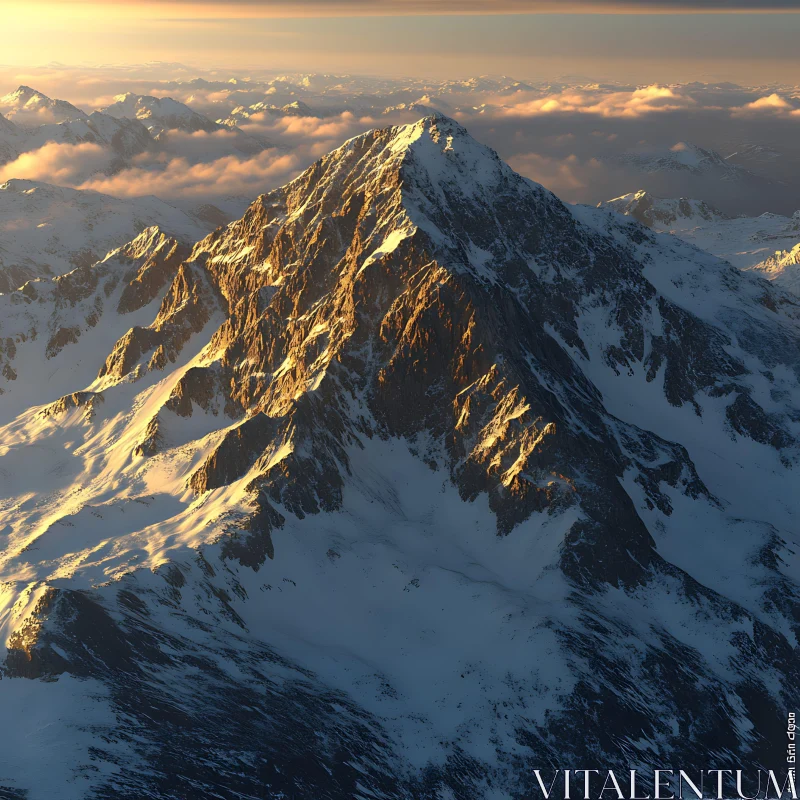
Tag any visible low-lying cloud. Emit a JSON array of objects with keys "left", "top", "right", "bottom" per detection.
[
  {"left": 78, "top": 150, "right": 303, "bottom": 200},
  {"left": 2, "top": 74, "right": 800, "bottom": 218},
  {"left": 500, "top": 85, "right": 698, "bottom": 118},
  {"left": 0, "top": 142, "right": 113, "bottom": 184}
]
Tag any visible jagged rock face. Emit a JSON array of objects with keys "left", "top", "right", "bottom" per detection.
[
  {"left": 186, "top": 117, "right": 792, "bottom": 572},
  {"left": 0, "top": 116, "right": 799, "bottom": 798},
  {"left": 0, "top": 226, "right": 193, "bottom": 417},
  {"left": 752, "top": 241, "right": 800, "bottom": 295}
]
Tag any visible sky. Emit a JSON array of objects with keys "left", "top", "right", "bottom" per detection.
[
  {"left": 3, "top": 0, "right": 800, "bottom": 217},
  {"left": 4, "top": 1, "right": 800, "bottom": 82}
]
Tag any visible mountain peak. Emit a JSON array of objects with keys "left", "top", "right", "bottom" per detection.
[
  {"left": 268, "top": 113, "right": 547, "bottom": 285},
  {"left": 353, "top": 113, "right": 510, "bottom": 189},
  {"left": 13, "top": 84, "right": 43, "bottom": 97},
  {"left": 103, "top": 92, "right": 218, "bottom": 133},
  {"left": 0, "top": 85, "right": 87, "bottom": 123},
  {"left": 599, "top": 188, "right": 728, "bottom": 228},
  {"left": 1, "top": 85, "right": 50, "bottom": 105}
]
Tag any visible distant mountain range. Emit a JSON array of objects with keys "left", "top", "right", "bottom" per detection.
[{"left": 0, "top": 85, "right": 273, "bottom": 176}]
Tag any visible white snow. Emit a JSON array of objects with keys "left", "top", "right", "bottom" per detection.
[{"left": 0, "top": 179, "right": 209, "bottom": 286}]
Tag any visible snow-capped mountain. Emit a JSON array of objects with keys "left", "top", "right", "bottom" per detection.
[
  {"left": 0, "top": 179, "right": 214, "bottom": 293},
  {"left": 612, "top": 141, "right": 740, "bottom": 176},
  {"left": 0, "top": 87, "right": 155, "bottom": 168},
  {"left": 273, "top": 99, "right": 315, "bottom": 117},
  {"left": 724, "top": 142, "right": 785, "bottom": 182},
  {"left": 102, "top": 92, "right": 221, "bottom": 134},
  {"left": 218, "top": 99, "right": 317, "bottom": 127},
  {"left": 103, "top": 92, "right": 272, "bottom": 154},
  {"left": 22, "top": 111, "right": 152, "bottom": 160},
  {"left": 440, "top": 75, "right": 534, "bottom": 94},
  {"left": 0, "top": 115, "right": 797, "bottom": 798},
  {"left": 599, "top": 189, "right": 727, "bottom": 228},
  {"left": 381, "top": 97, "right": 447, "bottom": 116},
  {"left": 0, "top": 85, "right": 87, "bottom": 126}
]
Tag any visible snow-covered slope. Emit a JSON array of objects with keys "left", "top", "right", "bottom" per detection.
[
  {"left": 0, "top": 112, "right": 20, "bottom": 163},
  {"left": 0, "top": 116, "right": 797, "bottom": 798},
  {"left": 0, "top": 226, "right": 202, "bottom": 417},
  {"left": 0, "top": 179, "right": 214, "bottom": 293},
  {"left": 601, "top": 189, "right": 800, "bottom": 293}
]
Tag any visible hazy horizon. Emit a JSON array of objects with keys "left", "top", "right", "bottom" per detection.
[{"left": 5, "top": 2, "right": 800, "bottom": 83}]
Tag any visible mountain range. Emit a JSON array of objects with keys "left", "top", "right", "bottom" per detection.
[
  {"left": 0, "top": 86, "right": 272, "bottom": 175},
  {"left": 0, "top": 89, "right": 153, "bottom": 168},
  {"left": 0, "top": 115, "right": 798, "bottom": 799}
]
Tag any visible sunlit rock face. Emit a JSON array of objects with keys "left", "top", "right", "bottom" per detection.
[{"left": 0, "top": 116, "right": 798, "bottom": 799}]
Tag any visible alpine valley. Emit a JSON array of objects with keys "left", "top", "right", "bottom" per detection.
[{"left": 0, "top": 115, "right": 798, "bottom": 799}]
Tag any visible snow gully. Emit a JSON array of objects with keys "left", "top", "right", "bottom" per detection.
[{"left": 532, "top": 770, "right": 798, "bottom": 800}]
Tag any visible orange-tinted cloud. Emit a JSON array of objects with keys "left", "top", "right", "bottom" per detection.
[
  {"left": 730, "top": 93, "right": 799, "bottom": 116},
  {"left": 507, "top": 151, "right": 609, "bottom": 198},
  {"left": 238, "top": 112, "right": 400, "bottom": 156},
  {"left": 0, "top": 142, "right": 112, "bottom": 184},
  {"left": 501, "top": 85, "right": 698, "bottom": 118},
  {"left": 77, "top": 150, "right": 303, "bottom": 199}
]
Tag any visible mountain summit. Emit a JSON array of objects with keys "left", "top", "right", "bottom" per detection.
[
  {"left": 0, "top": 115, "right": 798, "bottom": 799},
  {"left": 599, "top": 189, "right": 728, "bottom": 228},
  {"left": 103, "top": 92, "right": 225, "bottom": 134},
  {"left": 0, "top": 84, "right": 87, "bottom": 124}
]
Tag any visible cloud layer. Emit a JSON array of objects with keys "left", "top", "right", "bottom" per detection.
[
  {"left": 2, "top": 75, "right": 800, "bottom": 219},
  {"left": 0, "top": 142, "right": 112, "bottom": 184}
]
